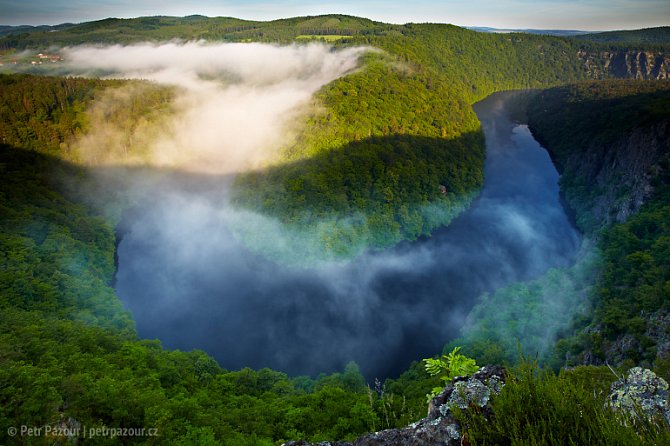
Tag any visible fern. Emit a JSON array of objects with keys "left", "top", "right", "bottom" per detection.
[{"left": 424, "top": 347, "right": 478, "bottom": 400}]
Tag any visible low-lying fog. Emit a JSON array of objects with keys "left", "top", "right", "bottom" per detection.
[
  {"left": 115, "top": 89, "right": 580, "bottom": 378},
  {"left": 27, "top": 42, "right": 581, "bottom": 379}
]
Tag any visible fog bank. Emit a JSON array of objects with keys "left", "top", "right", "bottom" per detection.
[
  {"left": 115, "top": 92, "right": 582, "bottom": 379},
  {"left": 15, "top": 43, "right": 584, "bottom": 378},
  {"left": 61, "top": 42, "right": 367, "bottom": 172}
]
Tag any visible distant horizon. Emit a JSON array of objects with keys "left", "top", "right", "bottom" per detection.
[
  {"left": 0, "top": 0, "right": 668, "bottom": 31},
  {"left": 1, "top": 13, "right": 667, "bottom": 34}
]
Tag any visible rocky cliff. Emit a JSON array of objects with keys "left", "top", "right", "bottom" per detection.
[
  {"left": 578, "top": 50, "right": 670, "bottom": 80},
  {"left": 545, "top": 119, "right": 668, "bottom": 230},
  {"left": 527, "top": 80, "right": 670, "bottom": 233}
]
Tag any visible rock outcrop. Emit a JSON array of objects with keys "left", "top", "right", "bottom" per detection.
[
  {"left": 607, "top": 367, "right": 670, "bottom": 426},
  {"left": 528, "top": 83, "right": 670, "bottom": 233},
  {"left": 558, "top": 120, "right": 669, "bottom": 228},
  {"left": 578, "top": 50, "right": 670, "bottom": 80},
  {"left": 284, "top": 366, "right": 506, "bottom": 446}
]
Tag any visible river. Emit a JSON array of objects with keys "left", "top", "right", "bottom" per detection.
[{"left": 115, "top": 91, "right": 580, "bottom": 380}]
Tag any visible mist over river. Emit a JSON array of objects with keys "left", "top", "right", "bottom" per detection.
[{"left": 115, "top": 91, "right": 580, "bottom": 380}]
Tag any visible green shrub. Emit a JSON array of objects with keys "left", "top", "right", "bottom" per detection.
[
  {"left": 424, "top": 347, "right": 479, "bottom": 400},
  {"left": 455, "top": 360, "right": 670, "bottom": 445}
]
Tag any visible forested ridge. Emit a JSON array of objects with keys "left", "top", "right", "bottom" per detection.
[
  {"left": 576, "top": 26, "right": 670, "bottom": 45},
  {"left": 0, "top": 74, "right": 101, "bottom": 154},
  {"left": 1, "top": 15, "right": 670, "bottom": 444},
  {"left": 1, "top": 14, "right": 667, "bottom": 50},
  {"left": 231, "top": 20, "right": 630, "bottom": 259},
  {"left": 527, "top": 80, "right": 670, "bottom": 370},
  {"left": 0, "top": 74, "right": 174, "bottom": 166},
  {"left": 2, "top": 15, "right": 668, "bottom": 260},
  {"left": 231, "top": 21, "right": 668, "bottom": 259}
]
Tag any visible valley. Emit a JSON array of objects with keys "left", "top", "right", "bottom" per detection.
[{"left": 1, "top": 11, "right": 669, "bottom": 445}]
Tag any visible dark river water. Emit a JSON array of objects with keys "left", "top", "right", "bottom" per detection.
[{"left": 115, "top": 91, "right": 581, "bottom": 380}]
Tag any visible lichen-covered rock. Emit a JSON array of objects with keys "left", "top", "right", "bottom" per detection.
[
  {"left": 446, "top": 377, "right": 492, "bottom": 410},
  {"left": 607, "top": 367, "right": 670, "bottom": 425},
  {"left": 284, "top": 442, "right": 350, "bottom": 446},
  {"left": 284, "top": 365, "right": 506, "bottom": 446}
]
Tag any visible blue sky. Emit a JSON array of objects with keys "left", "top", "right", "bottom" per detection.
[{"left": 0, "top": 0, "right": 668, "bottom": 30}]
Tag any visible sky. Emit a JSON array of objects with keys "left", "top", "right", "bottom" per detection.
[{"left": 0, "top": 0, "right": 668, "bottom": 30}]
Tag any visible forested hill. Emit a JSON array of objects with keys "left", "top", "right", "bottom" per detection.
[
  {"left": 526, "top": 80, "right": 670, "bottom": 369},
  {"left": 2, "top": 15, "right": 670, "bottom": 49},
  {"left": 576, "top": 26, "right": 670, "bottom": 45},
  {"left": 228, "top": 20, "right": 668, "bottom": 261},
  {"left": 9, "top": 15, "right": 667, "bottom": 261}
]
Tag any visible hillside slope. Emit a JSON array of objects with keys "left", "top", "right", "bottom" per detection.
[
  {"left": 527, "top": 80, "right": 670, "bottom": 369},
  {"left": 576, "top": 26, "right": 670, "bottom": 45},
  {"left": 528, "top": 80, "right": 670, "bottom": 232}
]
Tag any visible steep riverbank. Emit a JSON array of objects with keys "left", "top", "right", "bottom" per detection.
[
  {"left": 528, "top": 80, "right": 670, "bottom": 233},
  {"left": 526, "top": 79, "right": 670, "bottom": 369}
]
